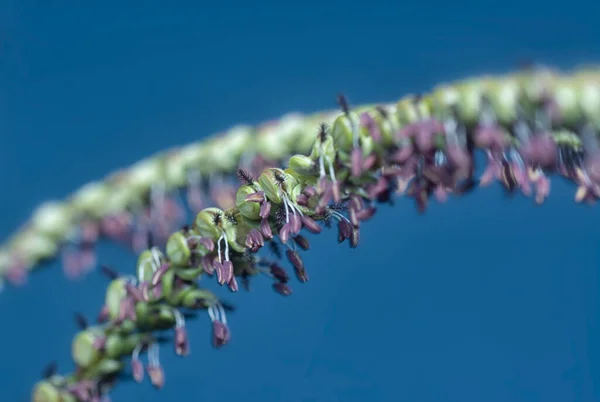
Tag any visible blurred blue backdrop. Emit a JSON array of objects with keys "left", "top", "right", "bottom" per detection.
[{"left": 1, "top": 1, "right": 600, "bottom": 401}]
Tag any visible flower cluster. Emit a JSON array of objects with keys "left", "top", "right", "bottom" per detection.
[
  {"left": 30, "top": 66, "right": 600, "bottom": 401},
  {"left": 0, "top": 114, "right": 332, "bottom": 289},
  {"left": 1, "top": 67, "right": 596, "bottom": 293}
]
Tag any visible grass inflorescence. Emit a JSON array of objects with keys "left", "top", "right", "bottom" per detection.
[
  {"left": 29, "top": 66, "right": 600, "bottom": 401},
  {"left": 3, "top": 66, "right": 600, "bottom": 291}
]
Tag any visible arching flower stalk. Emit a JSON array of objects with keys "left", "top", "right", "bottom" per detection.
[
  {"left": 31, "top": 66, "right": 600, "bottom": 401},
  {"left": 3, "top": 67, "right": 600, "bottom": 291}
]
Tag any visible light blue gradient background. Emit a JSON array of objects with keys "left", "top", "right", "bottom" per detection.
[{"left": 1, "top": 1, "right": 600, "bottom": 401}]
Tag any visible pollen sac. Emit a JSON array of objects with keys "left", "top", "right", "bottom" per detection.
[
  {"left": 71, "top": 328, "right": 104, "bottom": 368},
  {"left": 288, "top": 154, "right": 316, "bottom": 176},
  {"left": 235, "top": 185, "right": 262, "bottom": 221},
  {"left": 166, "top": 232, "right": 192, "bottom": 266}
]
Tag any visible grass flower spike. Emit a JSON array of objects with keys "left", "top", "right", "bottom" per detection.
[
  {"left": 2, "top": 67, "right": 598, "bottom": 290},
  {"left": 28, "top": 66, "right": 600, "bottom": 401}
]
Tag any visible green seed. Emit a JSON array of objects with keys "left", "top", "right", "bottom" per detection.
[
  {"left": 104, "top": 333, "right": 125, "bottom": 358},
  {"left": 161, "top": 269, "right": 176, "bottom": 301},
  {"left": 485, "top": 78, "right": 520, "bottom": 125},
  {"left": 235, "top": 185, "right": 262, "bottom": 221},
  {"left": 309, "top": 131, "right": 336, "bottom": 163},
  {"left": 146, "top": 305, "right": 176, "bottom": 329},
  {"left": 105, "top": 278, "right": 127, "bottom": 321},
  {"left": 31, "top": 380, "right": 74, "bottom": 402},
  {"left": 195, "top": 207, "right": 226, "bottom": 239},
  {"left": 257, "top": 168, "right": 286, "bottom": 204},
  {"left": 71, "top": 329, "right": 103, "bottom": 368},
  {"left": 166, "top": 232, "right": 191, "bottom": 267},
  {"left": 330, "top": 112, "right": 358, "bottom": 153},
  {"left": 288, "top": 154, "right": 316, "bottom": 176},
  {"left": 396, "top": 95, "right": 430, "bottom": 125}
]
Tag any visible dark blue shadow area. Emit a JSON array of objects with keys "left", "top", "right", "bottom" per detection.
[{"left": 1, "top": 1, "right": 599, "bottom": 401}]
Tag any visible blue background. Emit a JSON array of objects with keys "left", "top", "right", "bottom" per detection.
[{"left": 1, "top": 1, "right": 600, "bottom": 401}]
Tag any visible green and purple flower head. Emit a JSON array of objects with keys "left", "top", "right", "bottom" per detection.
[{"left": 14, "top": 66, "right": 600, "bottom": 401}]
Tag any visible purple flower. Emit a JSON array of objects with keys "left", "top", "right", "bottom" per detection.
[
  {"left": 351, "top": 148, "right": 364, "bottom": 177},
  {"left": 259, "top": 199, "right": 271, "bottom": 218},
  {"left": 125, "top": 282, "right": 144, "bottom": 302},
  {"left": 296, "top": 193, "right": 309, "bottom": 206},
  {"left": 474, "top": 124, "right": 507, "bottom": 150},
  {"left": 359, "top": 112, "right": 382, "bottom": 142},
  {"left": 212, "top": 320, "right": 231, "bottom": 349},
  {"left": 279, "top": 223, "right": 291, "bottom": 244},
  {"left": 228, "top": 276, "right": 239, "bottom": 292},
  {"left": 97, "top": 305, "right": 109, "bottom": 323},
  {"left": 286, "top": 250, "right": 309, "bottom": 282},
  {"left": 269, "top": 263, "right": 289, "bottom": 283},
  {"left": 273, "top": 282, "right": 293, "bottom": 296},
  {"left": 293, "top": 235, "right": 310, "bottom": 251},
  {"left": 350, "top": 227, "right": 360, "bottom": 249},
  {"left": 131, "top": 357, "right": 144, "bottom": 383},
  {"left": 215, "top": 260, "right": 234, "bottom": 285},
  {"left": 260, "top": 218, "right": 273, "bottom": 239},
  {"left": 201, "top": 255, "right": 215, "bottom": 275},
  {"left": 337, "top": 219, "right": 353, "bottom": 243},
  {"left": 289, "top": 213, "right": 302, "bottom": 235},
  {"left": 214, "top": 261, "right": 226, "bottom": 285},
  {"left": 175, "top": 326, "right": 190, "bottom": 357},
  {"left": 147, "top": 365, "right": 165, "bottom": 389},
  {"left": 245, "top": 229, "right": 264, "bottom": 252},
  {"left": 479, "top": 150, "right": 503, "bottom": 186},
  {"left": 301, "top": 215, "right": 322, "bottom": 234},
  {"left": 519, "top": 132, "right": 558, "bottom": 170},
  {"left": 198, "top": 237, "right": 215, "bottom": 252}
]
